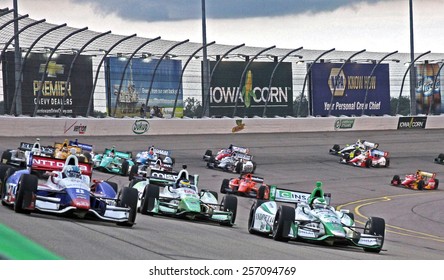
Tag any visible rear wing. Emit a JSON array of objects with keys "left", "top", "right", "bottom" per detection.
[
  {"left": 269, "top": 185, "right": 331, "bottom": 205},
  {"left": 419, "top": 171, "right": 436, "bottom": 178},
  {"left": 19, "top": 142, "right": 54, "bottom": 155},
  {"left": 371, "top": 149, "right": 388, "bottom": 158},
  {"left": 103, "top": 148, "right": 132, "bottom": 160},
  {"left": 240, "top": 174, "right": 264, "bottom": 183},
  {"left": 231, "top": 145, "right": 249, "bottom": 154},
  {"left": 148, "top": 168, "right": 199, "bottom": 187},
  {"left": 54, "top": 142, "right": 82, "bottom": 155},
  {"left": 233, "top": 152, "right": 253, "bottom": 161},
  {"left": 69, "top": 140, "right": 94, "bottom": 153},
  {"left": 151, "top": 147, "right": 172, "bottom": 157},
  {"left": 363, "top": 141, "right": 379, "bottom": 149},
  {"left": 30, "top": 154, "right": 93, "bottom": 178}
]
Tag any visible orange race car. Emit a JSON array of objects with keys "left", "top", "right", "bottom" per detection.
[
  {"left": 53, "top": 139, "right": 93, "bottom": 163},
  {"left": 390, "top": 170, "right": 439, "bottom": 190},
  {"left": 220, "top": 173, "right": 270, "bottom": 199}
]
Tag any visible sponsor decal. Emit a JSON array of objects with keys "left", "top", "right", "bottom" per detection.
[
  {"left": 276, "top": 190, "right": 309, "bottom": 203},
  {"left": 133, "top": 120, "right": 150, "bottom": 134},
  {"left": 255, "top": 213, "right": 274, "bottom": 224},
  {"left": 397, "top": 116, "right": 427, "bottom": 129},
  {"left": 150, "top": 171, "right": 178, "bottom": 181},
  {"left": 334, "top": 119, "right": 355, "bottom": 130},
  {"left": 64, "top": 120, "right": 87, "bottom": 135},
  {"left": 232, "top": 119, "right": 245, "bottom": 133},
  {"left": 328, "top": 68, "right": 347, "bottom": 97},
  {"left": 298, "top": 228, "right": 316, "bottom": 238}
]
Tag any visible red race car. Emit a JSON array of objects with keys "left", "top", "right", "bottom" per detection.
[
  {"left": 220, "top": 173, "right": 269, "bottom": 199},
  {"left": 390, "top": 170, "right": 439, "bottom": 190}
]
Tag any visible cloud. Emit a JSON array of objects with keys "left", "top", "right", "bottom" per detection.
[{"left": 73, "top": 0, "right": 386, "bottom": 22}]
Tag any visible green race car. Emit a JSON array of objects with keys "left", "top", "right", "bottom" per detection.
[{"left": 92, "top": 147, "right": 134, "bottom": 176}]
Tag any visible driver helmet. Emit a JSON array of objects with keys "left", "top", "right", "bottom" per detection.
[
  {"left": 163, "top": 156, "right": 173, "bottom": 165},
  {"left": 312, "top": 197, "right": 327, "bottom": 209},
  {"left": 178, "top": 179, "right": 191, "bottom": 188},
  {"left": 64, "top": 165, "right": 81, "bottom": 179}
]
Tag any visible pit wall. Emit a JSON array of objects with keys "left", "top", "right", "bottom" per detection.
[{"left": 0, "top": 115, "right": 439, "bottom": 137}]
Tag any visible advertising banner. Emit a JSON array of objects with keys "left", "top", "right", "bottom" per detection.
[
  {"left": 106, "top": 57, "right": 182, "bottom": 118},
  {"left": 397, "top": 116, "right": 427, "bottom": 129},
  {"left": 309, "top": 62, "right": 391, "bottom": 116},
  {"left": 207, "top": 61, "right": 293, "bottom": 117},
  {"left": 2, "top": 51, "right": 93, "bottom": 116},
  {"left": 415, "top": 63, "right": 442, "bottom": 115}
]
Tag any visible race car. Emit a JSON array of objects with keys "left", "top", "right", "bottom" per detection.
[
  {"left": 247, "top": 182, "right": 385, "bottom": 253},
  {"left": 220, "top": 173, "right": 270, "bottom": 199},
  {"left": 0, "top": 154, "right": 138, "bottom": 227},
  {"left": 205, "top": 145, "right": 256, "bottom": 174},
  {"left": 53, "top": 139, "right": 93, "bottom": 163},
  {"left": 92, "top": 147, "right": 134, "bottom": 176},
  {"left": 339, "top": 148, "right": 390, "bottom": 168},
  {"left": 129, "top": 146, "right": 174, "bottom": 180},
  {"left": 434, "top": 153, "right": 444, "bottom": 164},
  {"left": 128, "top": 166, "right": 238, "bottom": 227},
  {"left": 1, "top": 138, "right": 54, "bottom": 168},
  {"left": 203, "top": 144, "right": 247, "bottom": 162},
  {"left": 391, "top": 170, "right": 439, "bottom": 190},
  {"left": 329, "top": 139, "right": 379, "bottom": 157}
]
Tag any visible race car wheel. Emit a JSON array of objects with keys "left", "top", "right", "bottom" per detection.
[
  {"left": 365, "top": 158, "right": 372, "bottom": 168},
  {"left": 235, "top": 161, "right": 242, "bottom": 174},
  {"left": 434, "top": 179, "right": 439, "bottom": 190},
  {"left": 83, "top": 152, "right": 92, "bottom": 163},
  {"left": 257, "top": 185, "right": 267, "bottom": 200},
  {"left": 116, "top": 187, "right": 138, "bottom": 227},
  {"left": 417, "top": 180, "right": 425, "bottom": 190},
  {"left": 252, "top": 161, "right": 257, "bottom": 174},
  {"left": 141, "top": 184, "right": 159, "bottom": 215},
  {"left": 332, "top": 144, "right": 340, "bottom": 151},
  {"left": 363, "top": 217, "right": 385, "bottom": 253},
  {"left": 248, "top": 200, "right": 268, "bottom": 235},
  {"left": 385, "top": 158, "right": 390, "bottom": 167},
  {"left": 391, "top": 175, "right": 401, "bottom": 185},
  {"left": 129, "top": 164, "right": 139, "bottom": 181},
  {"left": 439, "top": 153, "right": 444, "bottom": 160},
  {"left": 14, "top": 174, "right": 37, "bottom": 214},
  {"left": 220, "top": 179, "right": 229, "bottom": 194},
  {"left": 1, "top": 151, "right": 11, "bottom": 164},
  {"left": 220, "top": 195, "right": 237, "bottom": 227},
  {"left": 204, "top": 150, "right": 212, "bottom": 159},
  {"left": 121, "top": 160, "right": 130, "bottom": 176},
  {"left": 0, "top": 165, "right": 12, "bottom": 205},
  {"left": 272, "top": 205, "right": 295, "bottom": 242}
]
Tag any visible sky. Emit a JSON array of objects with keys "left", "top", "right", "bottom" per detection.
[{"left": 1, "top": 0, "right": 444, "bottom": 54}]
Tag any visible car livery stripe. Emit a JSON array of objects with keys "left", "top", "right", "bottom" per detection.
[{"left": 0, "top": 223, "right": 62, "bottom": 260}]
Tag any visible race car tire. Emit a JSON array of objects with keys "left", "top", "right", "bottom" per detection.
[
  {"left": 121, "top": 160, "right": 130, "bottom": 176},
  {"left": 0, "top": 165, "right": 12, "bottom": 205},
  {"left": 363, "top": 217, "right": 385, "bottom": 253},
  {"left": 14, "top": 174, "right": 37, "bottom": 214},
  {"left": 220, "top": 179, "right": 229, "bottom": 194},
  {"left": 83, "top": 152, "right": 92, "bottom": 163},
  {"left": 248, "top": 199, "right": 268, "bottom": 235},
  {"left": 365, "top": 158, "right": 372, "bottom": 168},
  {"left": 105, "top": 181, "right": 119, "bottom": 194},
  {"left": 252, "top": 161, "right": 257, "bottom": 173},
  {"left": 220, "top": 195, "right": 237, "bottom": 227},
  {"left": 128, "top": 179, "right": 143, "bottom": 188},
  {"left": 272, "top": 205, "right": 295, "bottom": 242},
  {"left": 141, "top": 184, "right": 159, "bottom": 215},
  {"left": 257, "top": 185, "right": 267, "bottom": 200},
  {"left": 1, "top": 150, "right": 11, "bottom": 164},
  {"left": 417, "top": 180, "right": 425, "bottom": 190},
  {"left": 235, "top": 161, "right": 242, "bottom": 174},
  {"left": 391, "top": 175, "right": 401, "bottom": 185},
  {"left": 332, "top": 144, "right": 340, "bottom": 152},
  {"left": 434, "top": 179, "right": 439, "bottom": 190},
  {"left": 129, "top": 164, "right": 139, "bottom": 181},
  {"left": 203, "top": 150, "right": 212, "bottom": 159},
  {"left": 385, "top": 158, "right": 390, "bottom": 167},
  {"left": 439, "top": 153, "right": 444, "bottom": 160},
  {"left": 116, "top": 187, "right": 138, "bottom": 227},
  {"left": 207, "top": 156, "right": 216, "bottom": 169}
]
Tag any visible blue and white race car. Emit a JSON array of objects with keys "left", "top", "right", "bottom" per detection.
[
  {"left": 129, "top": 146, "right": 174, "bottom": 180},
  {"left": 0, "top": 154, "right": 138, "bottom": 227},
  {"left": 247, "top": 182, "right": 385, "bottom": 253}
]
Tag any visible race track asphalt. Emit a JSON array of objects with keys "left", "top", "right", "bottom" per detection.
[{"left": 1, "top": 129, "right": 444, "bottom": 260}]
